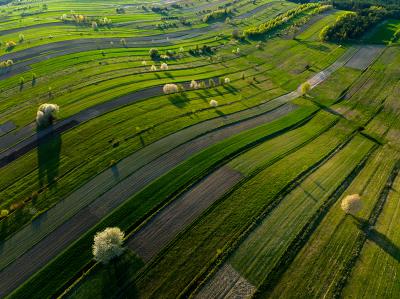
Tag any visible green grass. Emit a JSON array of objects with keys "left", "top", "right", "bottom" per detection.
[{"left": 364, "top": 19, "right": 400, "bottom": 44}]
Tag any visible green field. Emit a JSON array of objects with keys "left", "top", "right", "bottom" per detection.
[{"left": 1, "top": 0, "right": 400, "bottom": 298}]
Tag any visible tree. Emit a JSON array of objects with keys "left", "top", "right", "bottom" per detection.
[
  {"left": 36, "top": 103, "right": 59, "bottom": 127},
  {"left": 92, "top": 227, "right": 125, "bottom": 264},
  {"left": 160, "top": 62, "right": 169, "bottom": 71},
  {"left": 190, "top": 80, "right": 199, "bottom": 89},
  {"left": 224, "top": 77, "right": 231, "bottom": 84},
  {"left": 163, "top": 83, "right": 179, "bottom": 94},
  {"left": 300, "top": 82, "right": 311, "bottom": 95},
  {"left": 209, "top": 99, "right": 218, "bottom": 107},
  {"left": 149, "top": 48, "right": 160, "bottom": 60},
  {"left": 150, "top": 65, "right": 157, "bottom": 71},
  {"left": 341, "top": 194, "right": 362, "bottom": 215}
]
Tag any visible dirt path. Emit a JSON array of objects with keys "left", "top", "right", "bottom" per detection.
[{"left": 128, "top": 165, "right": 243, "bottom": 262}]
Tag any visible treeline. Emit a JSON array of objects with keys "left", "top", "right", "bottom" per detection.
[
  {"left": 319, "top": 6, "right": 388, "bottom": 41},
  {"left": 203, "top": 8, "right": 232, "bottom": 23},
  {"left": 244, "top": 3, "right": 326, "bottom": 38}
]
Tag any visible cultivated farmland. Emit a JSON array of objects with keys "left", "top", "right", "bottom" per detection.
[{"left": 1, "top": 0, "right": 400, "bottom": 298}]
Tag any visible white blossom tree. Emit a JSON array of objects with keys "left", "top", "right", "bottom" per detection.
[
  {"left": 341, "top": 194, "right": 362, "bottom": 215},
  {"left": 150, "top": 65, "right": 157, "bottom": 71},
  {"left": 224, "top": 77, "right": 231, "bottom": 84},
  {"left": 92, "top": 227, "right": 125, "bottom": 264},
  {"left": 210, "top": 100, "right": 218, "bottom": 107},
  {"left": 190, "top": 80, "right": 199, "bottom": 89},
  {"left": 36, "top": 103, "right": 59, "bottom": 127},
  {"left": 163, "top": 83, "right": 179, "bottom": 94},
  {"left": 160, "top": 63, "right": 169, "bottom": 71}
]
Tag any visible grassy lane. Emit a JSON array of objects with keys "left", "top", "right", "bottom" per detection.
[{"left": 268, "top": 146, "right": 399, "bottom": 299}]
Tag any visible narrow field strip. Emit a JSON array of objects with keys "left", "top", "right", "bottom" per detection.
[
  {"left": 127, "top": 165, "right": 243, "bottom": 262},
  {"left": 268, "top": 146, "right": 400, "bottom": 299},
  {"left": 345, "top": 45, "right": 385, "bottom": 71}
]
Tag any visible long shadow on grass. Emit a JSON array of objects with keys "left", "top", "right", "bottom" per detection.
[
  {"left": 103, "top": 251, "right": 143, "bottom": 299},
  {"left": 168, "top": 93, "right": 188, "bottom": 108},
  {"left": 352, "top": 216, "right": 400, "bottom": 262},
  {"left": 37, "top": 125, "right": 62, "bottom": 188}
]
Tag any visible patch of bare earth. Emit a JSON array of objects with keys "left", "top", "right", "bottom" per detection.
[{"left": 195, "top": 264, "right": 256, "bottom": 299}]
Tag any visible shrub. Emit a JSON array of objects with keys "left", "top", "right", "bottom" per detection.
[
  {"left": 209, "top": 78, "right": 215, "bottom": 88},
  {"left": 300, "top": 82, "right": 311, "bottom": 95},
  {"left": 92, "top": 227, "right": 125, "bottom": 264},
  {"left": 36, "top": 103, "right": 60, "bottom": 127},
  {"left": 341, "top": 194, "right": 362, "bottom": 215},
  {"left": 0, "top": 59, "right": 13, "bottom": 69},
  {"left": 203, "top": 8, "right": 232, "bottom": 23},
  {"left": 120, "top": 38, "right": 126, "bottom": 46},
  {"left": 163, "top": 83, "right": 179, "bottom": 94},
  {"left": 149, "top": 48, "right": 160, "bottom": 59},
  {"left": 19, "top": 34, "right": 25, "bottom": 43},
  {"left": 0, "top": 209, "right": 9, "bottom": 218},
  {"left": 160, "top": 62, "right": 169, "bottom": 71},
  {"left": 190, "top": 80, "right": 199, "bottom": 89},
  {"left": 142, "top": 61, "right": 147, "bottom": 66},
  {"left": 5, "top": 40, "right": 16, "bottom": 50},
  {"left": 209, "top": 100, "right": 218, "bottom": 107},
  {"left": 92, "top": 21, "right": 98, "bottom": 30}
]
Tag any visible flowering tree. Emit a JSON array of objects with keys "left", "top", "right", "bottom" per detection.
[
  {"left": 341, "top": 194, "right": 362, "bottom": 215},
  {"left": 36, "top": 103, "right": 59, "bottom": 127},
  {"left": 160, "top": 63, "right": 169, "bottom": 71},
  {"left": 209, "top": 100, "right": 218, "bottom": 107},
  {"left": 92, "top": 227, "right": 125, "bottom": 264},
  {"left": 150, "top": 65, "right": 157, "bottom": 71},
  {"left": 224, "top": 77, "right": 231, "bottom": 84},
  {"left": 163, "top": 83, "right": 179, "bottom": 94},
  {"left": 190, "top": 80, "right": 199, "bottom": 89}
]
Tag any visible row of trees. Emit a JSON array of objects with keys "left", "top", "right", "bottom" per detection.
[
  {"left": 203, "top": 8, "right": 232, "bottom": 23},
  {"left": 60, "top": 14, "right": 112, "bottom": 29},
  {"left": 244, "top": 3, "right": 322, "bottom": 38},
  {"left": 319, "top": 6, "right": 387, "bottom": 41}
]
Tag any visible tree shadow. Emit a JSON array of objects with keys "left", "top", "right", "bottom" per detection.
[
  {"left": 37, "top": 125, "right": 62, "bottom": 188},
  {"left": 101, "top": 251, "right": 144, "bottom": 299},
  {"left": 351, "top": 215, "right": 400, "bottom": 262},
  {"left": 168, "top": 93, "right": 188, "bottom": 108}
]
